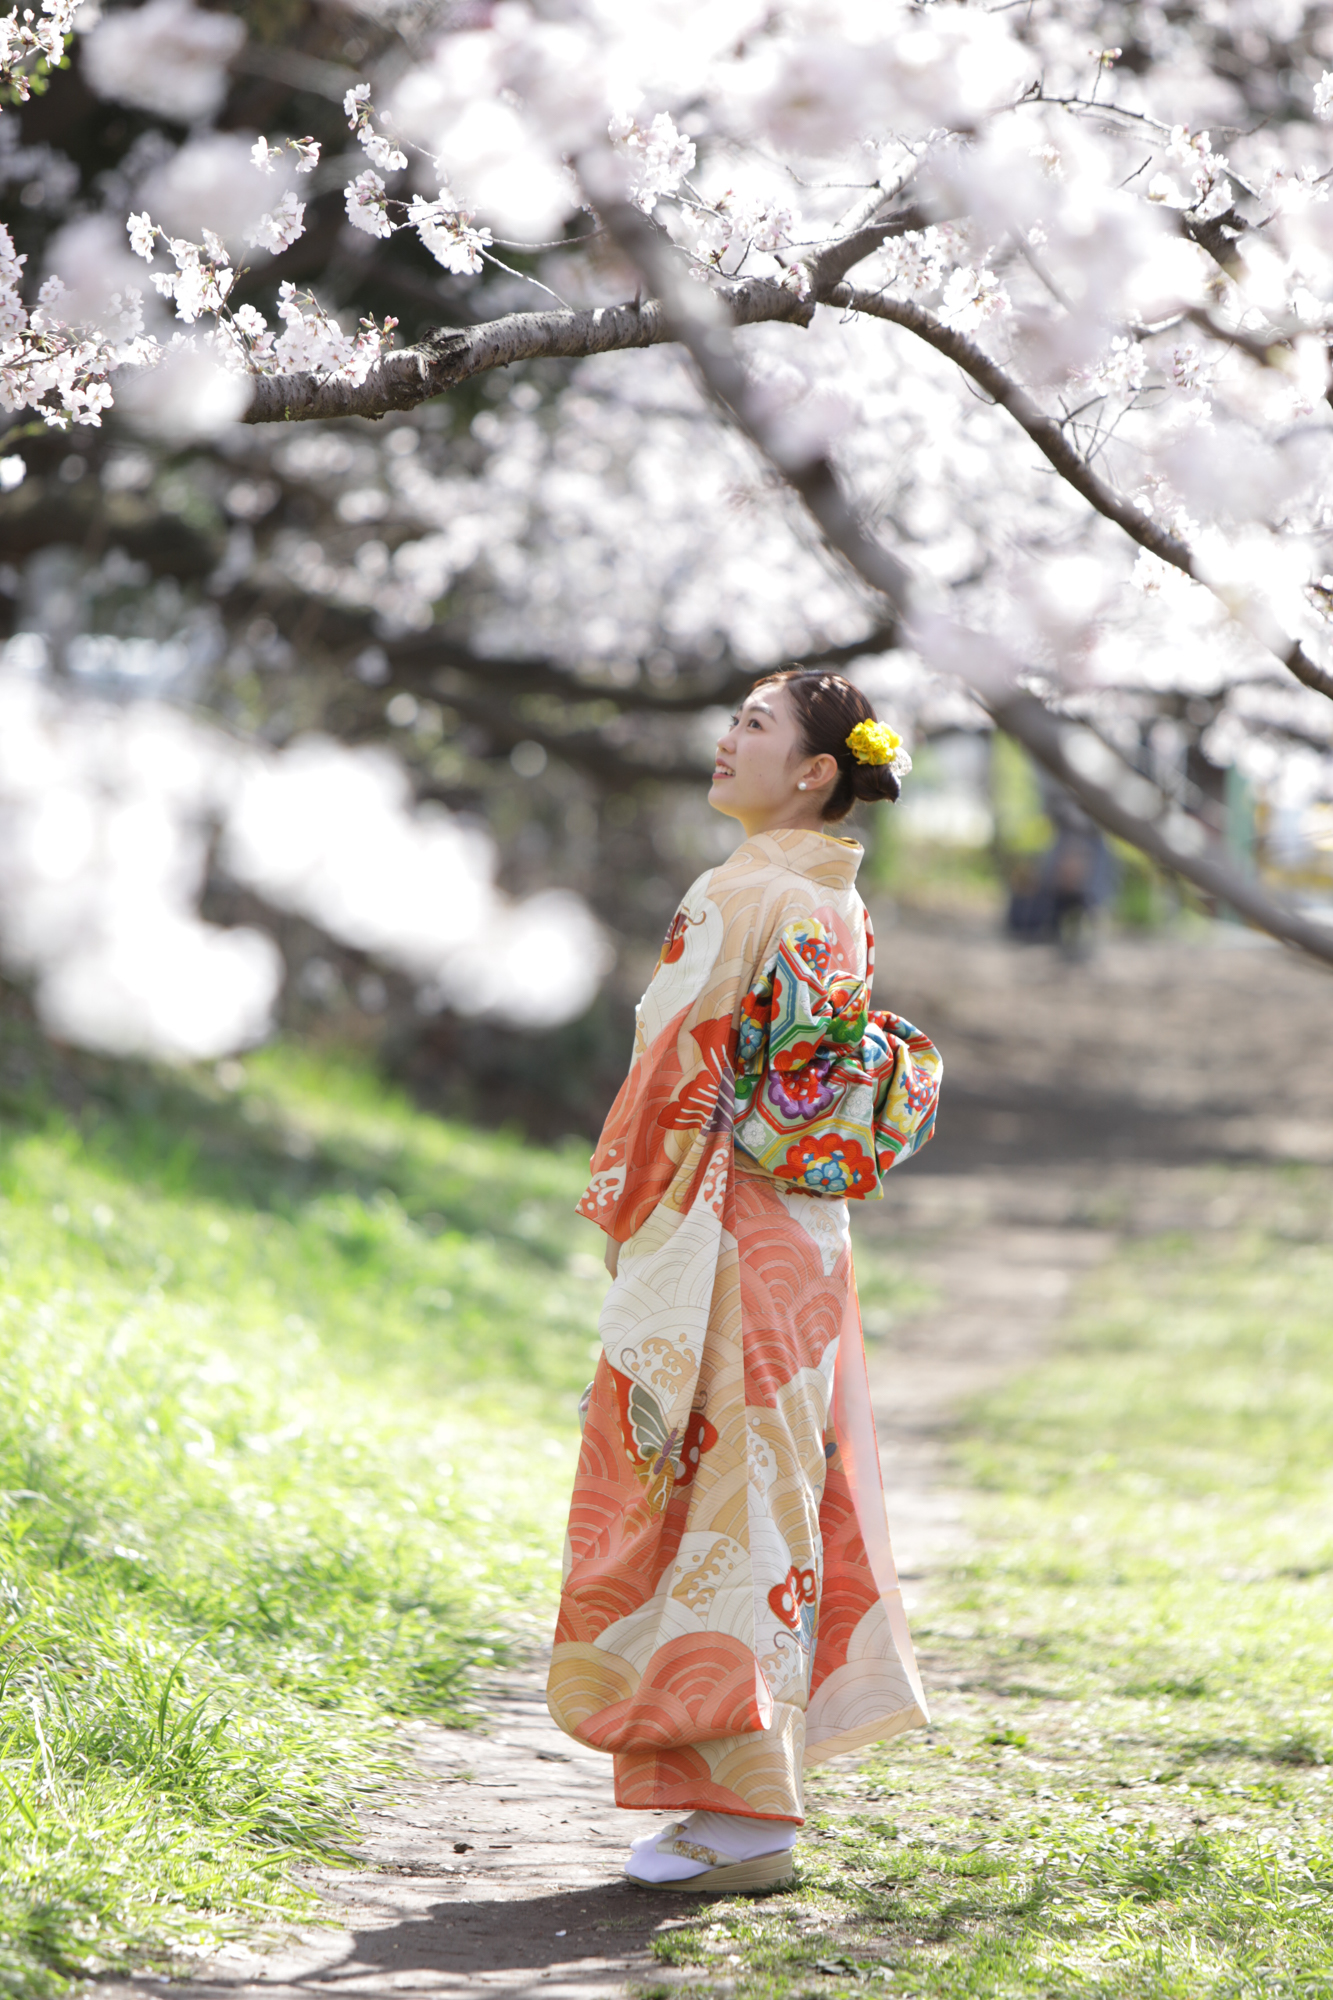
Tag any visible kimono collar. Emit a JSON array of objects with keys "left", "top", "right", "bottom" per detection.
[{"left": 744, "top": 826, "right": 864, "bottom": 890}]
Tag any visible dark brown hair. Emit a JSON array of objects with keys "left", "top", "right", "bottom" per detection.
[{"left": 751, "top": 668, "right": 901, "bottom": 824}]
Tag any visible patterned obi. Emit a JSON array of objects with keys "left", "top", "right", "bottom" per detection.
[{"left": 732, "top": 918, "right": 942, "bottom": 1201}]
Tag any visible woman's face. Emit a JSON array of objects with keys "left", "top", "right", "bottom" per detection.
[{"left": 709, "top": 684, "right": 835, "bottom": 835}]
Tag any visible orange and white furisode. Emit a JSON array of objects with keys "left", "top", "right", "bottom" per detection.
[{"left": 548, "top": 827, "right": 942, "bottom": 1824}]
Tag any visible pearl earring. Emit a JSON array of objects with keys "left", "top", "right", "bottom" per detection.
[{"left": 797, "top": 782, "right": 807, "bottom": 791}]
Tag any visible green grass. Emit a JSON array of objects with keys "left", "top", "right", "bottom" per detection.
[
  {"left": 648, "top": 1217, "right": 1333, "bottom": 2000},
  {"left": 0, "top": 1021, "right": 608, "bottom": 1996},
  {"left": 6, "top": 1006, "right": 1330, "bottom": 2000}
]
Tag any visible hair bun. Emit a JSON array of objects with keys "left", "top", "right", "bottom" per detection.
[{"left": 849, "top": 761, "right": 901, "bottom": 806}]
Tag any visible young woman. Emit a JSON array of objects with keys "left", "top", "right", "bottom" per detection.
[{"left": 547, "top": 669, "right": 942, "bottom": 1892}]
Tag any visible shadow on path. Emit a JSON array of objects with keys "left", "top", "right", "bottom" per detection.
[{"left": 95, "top": 1672, "right": 714, "bottom": 2000}]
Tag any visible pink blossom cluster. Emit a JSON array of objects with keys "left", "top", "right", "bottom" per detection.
[
  {"left": 227, "top": 284, "right": 394, "bottom": 387},
  {"left": 608, "top": 111, "right": 696, "bottom": 214}
]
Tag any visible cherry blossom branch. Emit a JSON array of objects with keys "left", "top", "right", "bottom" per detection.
[
  {"left": 238, "top": 182, "right": 941, "bottom": 422},
  {"left": 600, "top": 198, "right": 1333, "bottom": 972},
  {"left": 831, "top": 283, "right": 1198, "bottom": 563},
  {"left": 242, "top": 277, "right": 816, "bottom": 422},
  {"left": 235, "top": 222, "right": 1333, "bottom": 737},
  {"left": 586, "top": 191, "right": 916, "bottom": 604},
  {"left": 802, "top": 199, "right": 939, "bottom": 294},
  {"left": 385, "top": 621, "right": 901, "bottom": 714},
  {"left": 1183, "top": 301, "right": 1333, "bottom": 417},
  {"left": 831, "top": 282, "right": 1333, "bottom": 707}
]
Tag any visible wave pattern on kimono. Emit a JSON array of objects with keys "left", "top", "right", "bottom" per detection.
[{"left": 548, "top": 827, "right": 942, "bottom": 1822}]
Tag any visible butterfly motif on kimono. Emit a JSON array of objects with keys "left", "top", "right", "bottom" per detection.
[
  {"left": 611, "top": 1368, "right": 718, "bottom": 1511},
  {"left": 768, "top": 1562, "right": 819, "bottom": 1653}
]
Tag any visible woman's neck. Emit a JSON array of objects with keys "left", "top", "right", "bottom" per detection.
[{"left": 734, "top": 806, "right": 830, "bottom": 839}]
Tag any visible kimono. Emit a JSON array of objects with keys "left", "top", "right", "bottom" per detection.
[{"left": 547, "top": 827, "right": 942, "bottom": 1823}]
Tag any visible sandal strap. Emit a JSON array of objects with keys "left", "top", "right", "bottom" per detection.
[{"left": 666, "top": 1835, "right": 722, "bottom": 1866}]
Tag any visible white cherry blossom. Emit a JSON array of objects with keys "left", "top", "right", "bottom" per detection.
[
  {"left": 938, "top": 266, "right": 1009, "bottom": 333},
  {"left": 0, "top": 0, "right": 79, "bottom": 101},
  {"left": 127, "top": 213, "right": 157, "bottom": 262},
  {"left": 407, "top": 193, "right": 492, "bottom": 275},
  {"left": 360, "top": 130, "right": 408, "bottom": 175},
  {"left": 246, "top": 191, "right": 306, "bottom": 257},
  {"left": 344, "top": 84, "right": 407, "bottom": 174},
  {"left": 253, "top": 134, "right": 320, "bottom": 175},
  {"left": 609, "top": 111, "right": 696, "bottom": 214},
  {"left": 270, "top": 283, "right": 392, "bottom": 386},
  {"left": 344, "top": 170, "right": 393, "bottom": 240}
]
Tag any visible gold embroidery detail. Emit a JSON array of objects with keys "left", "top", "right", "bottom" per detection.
[{"left": 669, "top": 1839, "right": 720, "bottom": 1865}]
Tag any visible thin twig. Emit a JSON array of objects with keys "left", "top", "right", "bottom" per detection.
[{"left": 829, "top": 283, "right": 1333, "bottom": 705}]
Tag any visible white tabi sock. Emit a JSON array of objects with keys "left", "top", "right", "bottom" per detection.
[{"left": 625, "top": 1810, "right": 799, "bottom": 1883}]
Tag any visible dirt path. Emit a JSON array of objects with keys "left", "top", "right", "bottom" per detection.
[
  {"left": 866, "top": 1213, "right": 1112, "bottom": 1585},
  {"left": 99, "top": 921, "right": 1332, "bottom": 2000},
  {"left": 137, "top": 1668, "right": 667, "bottom": 2000}
]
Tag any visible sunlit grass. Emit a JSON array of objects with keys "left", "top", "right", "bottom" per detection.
[
  {"left": 7, "top": 1008, "right": 1329, "bottom": 1998},
  {"left": 0, "top": 1026, "right": 603, "bottom": 1996},
  {"left": 649, "top": 1218, "right": 1333, "bottom": 2000}
]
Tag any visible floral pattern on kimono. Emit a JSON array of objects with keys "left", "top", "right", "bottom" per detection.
[{"left": 548, "top": 827, "right": 941, "bottom": 1822}]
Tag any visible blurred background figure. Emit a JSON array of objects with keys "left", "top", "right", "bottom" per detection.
[{"left": 1006, "top": 782, "right": 1117, "bottom": 959}]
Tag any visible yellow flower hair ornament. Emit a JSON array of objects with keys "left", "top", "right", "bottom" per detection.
[{"left": 846, "top": 718, "right": 912, "bottom": 781}]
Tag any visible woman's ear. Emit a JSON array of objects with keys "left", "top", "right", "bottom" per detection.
[{"left": 802, "top": 752, "right": 840, "bottom": 795}]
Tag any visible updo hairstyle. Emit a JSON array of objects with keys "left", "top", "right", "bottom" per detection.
[{"left": 752, "top": 668, "right": 901, "bottom": 824}]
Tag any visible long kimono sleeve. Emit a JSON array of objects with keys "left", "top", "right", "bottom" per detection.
[{"left": 576, "top": 870, "right": 751, "bottom": 1244}]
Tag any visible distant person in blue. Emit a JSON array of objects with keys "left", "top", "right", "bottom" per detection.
[{"left": 1007, "top": 782, "right": 1116, "bottom": 957}]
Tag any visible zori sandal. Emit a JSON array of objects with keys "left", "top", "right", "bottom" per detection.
[{"left": 624, "top": 1825, "right": 795, "bottom": 1893}]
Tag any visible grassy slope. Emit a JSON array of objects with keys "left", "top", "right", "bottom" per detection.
[
  {"left": 0, "top": 1032, "right": 605, "bottom": 1997},
  {"left": 649, "top": 1218, "right": 1333, "bottom": 2000}
]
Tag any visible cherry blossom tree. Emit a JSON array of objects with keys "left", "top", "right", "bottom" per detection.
[{"left": 4, "top": 0, "right": 1333, "bottom": 1064}]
